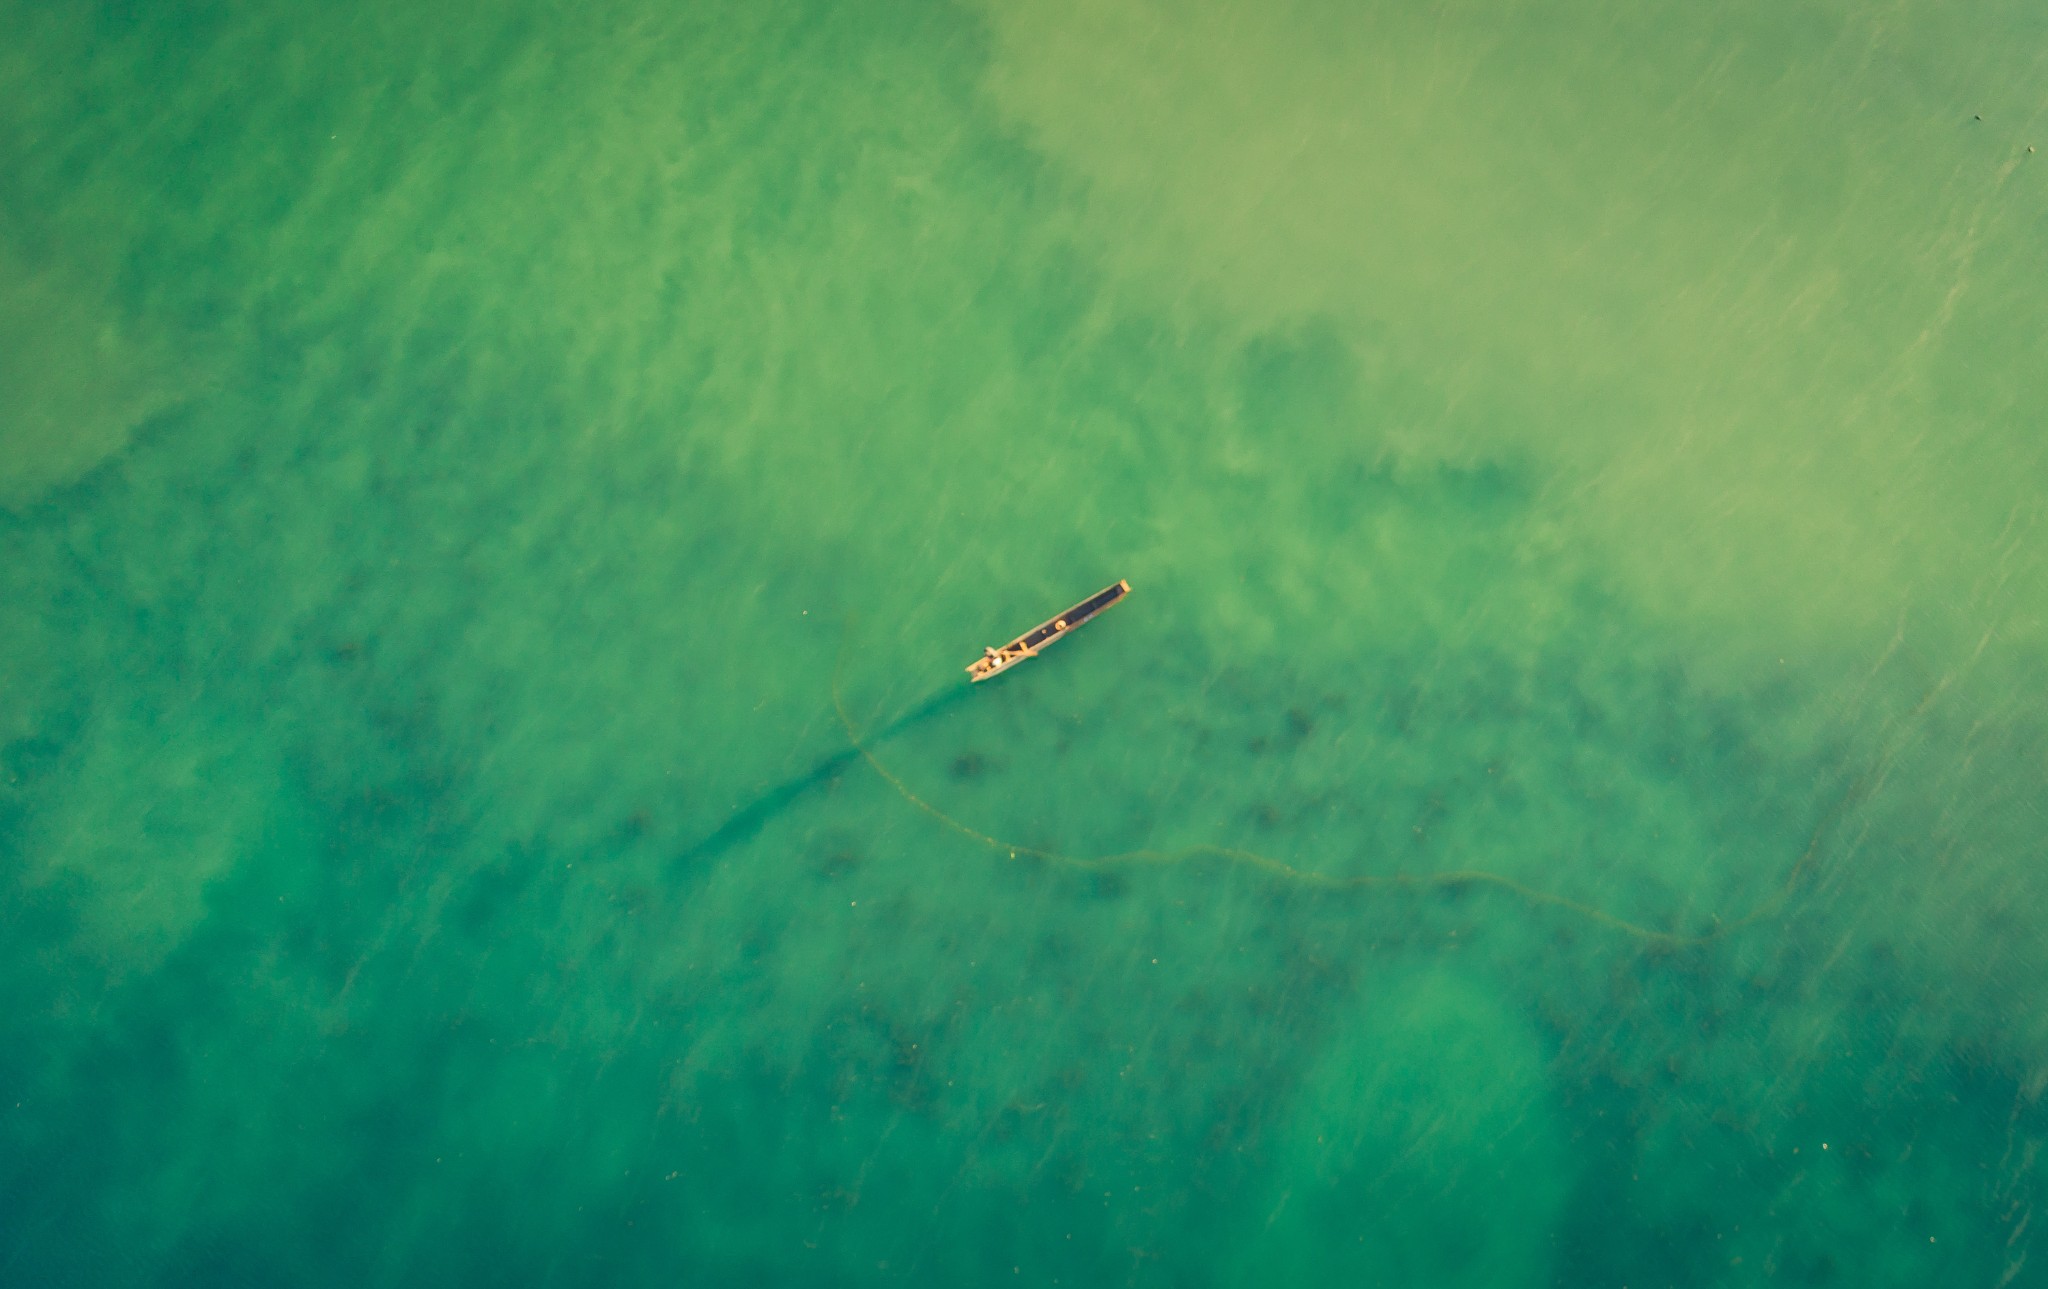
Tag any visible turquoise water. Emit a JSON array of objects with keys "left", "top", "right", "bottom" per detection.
[{"left": 3, "top": 0, "right": 2046, "bottom": 1283}]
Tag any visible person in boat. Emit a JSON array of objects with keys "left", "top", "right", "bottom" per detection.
[{"left": 983, "top": 647, "right": 1003, "bottom": 669}]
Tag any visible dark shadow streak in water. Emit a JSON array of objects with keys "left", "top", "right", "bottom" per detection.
[{"left": 671, "top": 682, "right": 976, "bottom": 869}]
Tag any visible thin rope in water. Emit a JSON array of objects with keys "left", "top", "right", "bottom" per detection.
[{"left": 831, "top": 629, "right": 1956, "bottom": 950}]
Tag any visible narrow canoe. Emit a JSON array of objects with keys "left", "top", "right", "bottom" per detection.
[{"left": 966, "top": 579, "right": 1131, "bottom": 682}]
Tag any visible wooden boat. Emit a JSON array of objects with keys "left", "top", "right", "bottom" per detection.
[{"left": 966, "top": 579, "right": 1131, "bottom": 682}]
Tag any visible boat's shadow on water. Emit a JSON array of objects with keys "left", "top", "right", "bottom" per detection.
[{"left": 670, "top": 682, "right": 976, "bottom": 870}]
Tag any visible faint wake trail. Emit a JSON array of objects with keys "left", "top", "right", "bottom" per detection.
[{"left": 671, "top": 680, "right": 975, "bottom": 869}]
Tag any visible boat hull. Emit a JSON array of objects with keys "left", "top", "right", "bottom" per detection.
[{"left": 966, "top": 579, "right": 1131, "bottom": 682}]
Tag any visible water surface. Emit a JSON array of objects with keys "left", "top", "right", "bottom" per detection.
[{"left": 3, "top": 0, "right": 2046, "bottom": 1284}]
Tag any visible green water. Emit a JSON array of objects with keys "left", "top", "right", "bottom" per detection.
[{"left": 3, "top": 0, "right": 2045, "bottom": 1283}]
